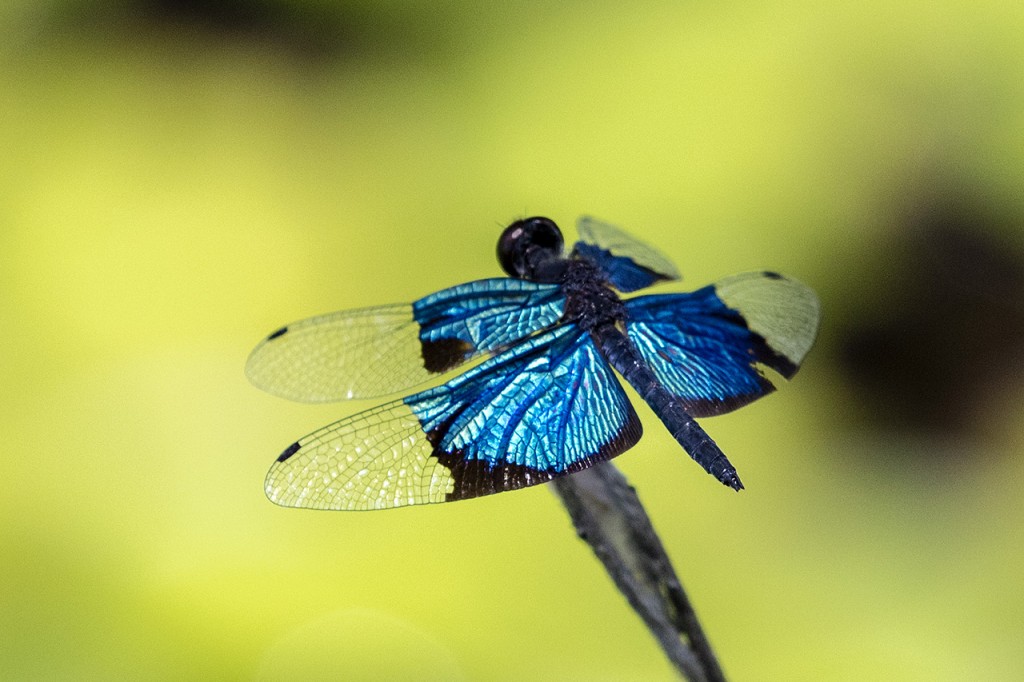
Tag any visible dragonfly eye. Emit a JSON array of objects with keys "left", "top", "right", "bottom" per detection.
[{"left": 498, "top": 216, "right": 565, "bottom": 280}]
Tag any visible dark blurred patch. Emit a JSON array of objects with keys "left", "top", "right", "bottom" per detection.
[
  {"left": 51, "top": 0, "right": 447, "bottom": 65},
  {"left": 838, "top": 192, "right": 1024, "bottom": 444}
]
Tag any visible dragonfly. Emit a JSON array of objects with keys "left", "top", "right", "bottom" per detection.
[{"left": 247, "top": 217, "right": 820, "bottom": 511}]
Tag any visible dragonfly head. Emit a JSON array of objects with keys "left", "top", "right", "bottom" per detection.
[{"left": 498, "top": 217, "right": 566, "bottom": 282}]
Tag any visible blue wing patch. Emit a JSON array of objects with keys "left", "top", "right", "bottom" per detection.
[
  {"left": 625, "top": 272, "right": 820, "bottom": 416},
  {"left": 265, "top": 325, "right": 642, "bottom": 510},
  {"left": 247, "top": 279, "right": 563, "bottom": 403},
  {"left": 574, "top": 216, "right": 681, "bottom": 293},
  {"left": 414, "top": 278, "right": 564, "bottom": 374}
]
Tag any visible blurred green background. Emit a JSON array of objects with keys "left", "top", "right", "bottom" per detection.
[{"left": 3, "top": 1, "right": 1023, "bottom": 679}]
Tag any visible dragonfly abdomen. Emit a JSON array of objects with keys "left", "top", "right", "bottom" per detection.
[{"left": 596, "top": 324, "right": 744, "bottom": 491}]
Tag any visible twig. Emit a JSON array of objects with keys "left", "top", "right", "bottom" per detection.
[{"left": 552, "top": 462, "right": 727, "bottom": 682}]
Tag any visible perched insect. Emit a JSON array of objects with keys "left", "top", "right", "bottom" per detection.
[{"left": 247, "top": 217, "right": 820, "bottom": 510}]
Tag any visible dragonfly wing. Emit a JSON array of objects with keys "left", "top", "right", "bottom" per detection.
[
  {"left": 412, "top": 278, "right": 564, "bottom": 374},
  {"left": 626, "top": 272, "right": 820, "bottom": 416},
  {"left": 265, "top": 325, "right": 643, "bottom": 510},
  {"left": 573, "top": 216, "right": 681, "bottom": 292},
  {"left": 246, "top": 278, "right": 564, "bottom": 402},
  {"left": 246, "top": 304, "right": 426, "bottom": 403}
]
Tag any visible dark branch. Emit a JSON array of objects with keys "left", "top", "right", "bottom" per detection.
[{"left": 552, "top": 462, "right": 727, "bottom": 682}]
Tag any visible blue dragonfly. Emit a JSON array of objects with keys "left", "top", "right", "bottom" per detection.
[{"left": 247, "top": 217, "right": 820, "bottom": 511}]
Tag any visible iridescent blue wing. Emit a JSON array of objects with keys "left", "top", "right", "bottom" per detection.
[
  {"left": 246, "top": 278, "right": 564, "bottom": 402},
  {"left": 264, "top": 325, "right": 643, "bottom": 510},
  {"left": 573, "top": 216, "right": 682, "bottom": 293},
  {"left": 626, "top": 272, "right": 820, "bottom": 417}
]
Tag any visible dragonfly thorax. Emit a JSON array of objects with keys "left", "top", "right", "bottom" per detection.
[{"left": 560, "top": 258, "right": 626, "bottom": 332}]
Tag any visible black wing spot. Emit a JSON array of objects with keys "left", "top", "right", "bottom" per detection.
[
  {"left": 433, "top": 449, "right": 555, "bottom": 501},
  {"left": 425, "top": 405, "right": 643, "bottom": 501},
  {"left": 266, "top": 326, "right": 289, "bottom": 341},
  {"left": 421, "top": 337, "right": 473, "bottom": 374},
  {"left": 762, "top": 271, "right": 783, "bottom": 280},
  {"left": 277, "top": 441, "right": 302, "bottom": 462}
]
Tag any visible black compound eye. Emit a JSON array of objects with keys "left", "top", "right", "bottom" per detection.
[{"left": 497, "top": 217, "right": 564, "bottom": 279}]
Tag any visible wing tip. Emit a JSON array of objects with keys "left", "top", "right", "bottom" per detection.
[
  {"left": 245, "top": 327, "right": 289, "bottom": 389},
  {"left": 714, "top": 270, "right": 822, "bottom": 370}
]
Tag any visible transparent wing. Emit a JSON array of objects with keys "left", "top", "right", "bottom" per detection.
[
  {"left": 265, "top": 325, "right": 643, "bottom": 510},
  {"left": 626, "top": 272, "right": 820, "bottom": 416},
  {"left": 246, "top": 304, "right": 426, "bottom": 403},
  {"left": 246, "top": 278, "right": 564, "bottom": 403},
  {"left": 573, "top": 216, "right": 681, "bottom": 292}
]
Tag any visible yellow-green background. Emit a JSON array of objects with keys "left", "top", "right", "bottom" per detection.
[{"left": 3, "top": 1, "right": 1023, "bottom": 679}]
